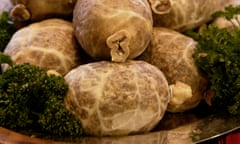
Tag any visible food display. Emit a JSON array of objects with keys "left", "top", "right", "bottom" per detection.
[
  {"left": 73, "top": 0, "right": 153, "bottom": 62},
  {"left": 151, "top": 0, "right": 240, "bottom": 32},
  {"left": 2, "top": 18, "right": 83, "bottom": 75},
  {"left": 0, "top": 57, "right": 84, "bottom": 136},
  {"left": 138, "top": 27, "right": 208, "bottom": 112},
  {"left": 64, "top": 60, "right": 170, "bottom": 136},
  {"left": 9, "top": 0, "right": 77, "bottom": 22},
  {"left": 0, "top": 0, "right": 240, "bottom": 142}
]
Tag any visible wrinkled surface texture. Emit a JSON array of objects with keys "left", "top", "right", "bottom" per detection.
[
  {"left": 64, "top": 60, "right": 170, "bottom": 136},
  {"left": 139, "top": 27, "right": 208, "bottom": 112},
  {"left": 10, "top": 0, "right": 77, "bottom": 21},
  {"left": 73, "top": 0, "right": 153, "bottom": 62},
  {"left": 152, "top": 0, "right": 238, "bottom": 32},
  {"left": 3, "top": 19, "right": 81, "bottom": 75}
]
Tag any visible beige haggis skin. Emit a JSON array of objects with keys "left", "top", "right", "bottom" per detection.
[
  {"left": 64, "top": 60, "right": 170, "bottom": 136},
  {"left": 138, "top": 27, "right": 208, "bottom": 113},
  {"left": 0, "top": 0, "right": 13, "bottom": 15},
  {"left": 73, "top": 0, "right": 153, "bottom": 63},
  {"left": 9, "top": 0, "right": 77, "bottom": 21},
  {"left": 2, "top": 18, "right": 82, "bottom": 76},
  {"left": 152, "top": 0, "right": 240, "bottom": 32}
]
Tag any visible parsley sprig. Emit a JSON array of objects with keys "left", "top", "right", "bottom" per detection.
[{"left": 188, "top": 5, "right": 240, "bottom": 115}]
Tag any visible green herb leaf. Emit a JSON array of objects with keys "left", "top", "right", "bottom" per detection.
[
  {"left": 0, "top": 52, "right": 13, "bottom": 66},
  {"left": 190, "top": 24, "right": 240, "bottom": 116}
]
